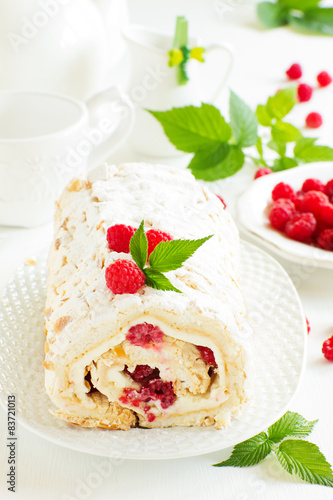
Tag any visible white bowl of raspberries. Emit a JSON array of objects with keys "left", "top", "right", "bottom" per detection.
[{"left": 237, "top": 163, "right": 333, "bottom": 268}]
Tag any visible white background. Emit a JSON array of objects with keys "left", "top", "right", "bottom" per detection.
[{"left": 1, "top": 1, "right": 333, "bottom": 499}]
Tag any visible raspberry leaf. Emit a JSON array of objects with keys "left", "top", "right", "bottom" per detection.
[
  {"left": 189, "top": 146, "right": 245, "bottom": 181},
  {"left": 268, "top": 411, "right": 318, "bottom": 442},
  {"left": 256, "top": 104, "right": 272, "bottom": 126},
  {"left": 143, "top": 268, "right": 181, "bottom": 293},
  {"left": 266, "top": 87, "right": 297, "bottom": 120},
  {"left": 279, "top": 0, "right": 321, "bottom": 10},
  {"left": 272, "top": 157, "right": 299, "bottom": 171},
  {"left": 275, "top": 440, "right": 333, "bottom": 487},
  {"left": 147, "top": 104, "right": 232, "bottom": 153},
  {"left": 289, "top": 9, "right": 333, "bottom": 35},
  {"left": 271, "top": 121, "right": 301, "bottom": 143},
  {"left": 148, "top": 235, "right": 213, "bottom": 272},
  {"left": 214, "top": 432, "right": 272, "bottom": 467},
  {"left": 294, "top": 140, "right": 333, "bottom": 163},
  {"left": 130, "top": 220, "right": 148, "bottom": 270},
  {"left": 257, "top": 2, "right": 289, "bottom": 28},
  {"left": 267, "top": 139, "right": 286, "bottom": 157},
  {"left": 229, "top": 91, "right": 258, "bottom": 148}
]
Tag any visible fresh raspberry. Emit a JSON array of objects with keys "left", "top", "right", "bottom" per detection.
[
  {"left": 142, "top": 379, "right": 176, "bottom": 409},
  {"left": 272, "top": 182, "right": 296, "bottom": 201},
  {"left": 196, "top": 345, "right": 217, "bottom": 367},
  {"left": 325, "top": 180, "right": 333, "bottom": 199},
  {"left": 294, "top": 191, "right": 305, "bottom": 211},
  {"left": 313, "top": 219, "right": 331, "bottom": 239},
  {"left": 254, "top": 167, "right": 273, "bottom": 180},
  {"left": 306, "top": 317, "right": 311, "bottom": 334},
  {"left": 105, "top": 260, "right": 145, "bottom": 294},
  {"left": 317, "top": 71, "right": 332, "bottom": 88},
  {"left": 317, "top": 203, "right": 333, "bottom": 226},
  {"left": 298, "top": 83, "right": 313, "bottom": 102},
  {"left": 322, "top": 336, "right": 333, "bottom": 361},
  {"left": 286, "top": 63, "right": 302, "bottom": 80},
  {"left": 124, "top": 365, "right": 160, "bottom": 384},
  {"left": 317, "top": 229, "right": 333, "bottom": 251},
  {"left": 302, "top": 178, "right": 325, "bottom": 193},
  {"left": 126, "top": 322, "right": 164, "bottom": 347},
  {"left": 300, "top": 190, "right": 329, "bottom": 216},
  {"left": 146, "top": 229, "right": 173, "bottom": 258},
  {"left": 285, "top": 213, "right": 316, "bottom": 242},
  {"left": 305, "top": 112, "right": 323, "bottom": 129},
  {"left": 106, "top": 224, "right": 136, "bottom": 253},
  {"left": 269, "top": 199, "right": 295, "bottom": 231},
  {"left": 216, "top": 194, "right": 227, "bottom": 208}
]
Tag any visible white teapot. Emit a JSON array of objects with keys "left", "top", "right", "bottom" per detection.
[{"left": 0, "top": 0, "right": 128, "bottom": 100}]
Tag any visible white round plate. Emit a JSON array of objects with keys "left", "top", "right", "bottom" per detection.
[
  {"left": 237, "top": 163, "right": 333, "bottom": 268},
  {"left": 0, "top": 241, "right": 306, "bottom": 459}
]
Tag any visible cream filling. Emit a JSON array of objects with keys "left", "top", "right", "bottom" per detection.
[{"left": 67, "top": 315, "right": 229, "bottom": 419}]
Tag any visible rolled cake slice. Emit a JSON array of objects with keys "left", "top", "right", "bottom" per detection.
[{"left": 44, "top": 163, "right": 251, "bottom": 430}]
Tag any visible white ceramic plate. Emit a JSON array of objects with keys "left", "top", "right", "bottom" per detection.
[
  {"left": 0, "top": 241, "right": 306, "bottom": 459},
  {"left": 237, "top": 163, "right": 333, "bottom": 268}
]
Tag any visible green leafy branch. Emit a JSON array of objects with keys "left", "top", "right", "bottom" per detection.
[
  {"left": 147, "top": 88, "right": 333, "bottom": 181},
  {"left": 214, "top": 411, "right": 333, "bottom": 488},
  {"left": 257, "top": 0, "right": 333, "bottom": 35},
  {"left": 129, "top": 221, "right": 213, "bottom": 293}
]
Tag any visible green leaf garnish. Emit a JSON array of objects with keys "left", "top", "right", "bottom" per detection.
[
  {"left": 214, "top": 432, "right": 272, "bottom": 468},
  {"left": 257, "top": 2, "right": 289, "bottom": 29},
  {"left": 188, "top": 145, "right": 245, "bottom": 181},
  {"left": 214, "top": 411, "right": 333, "bottom": 488},
  {"left": 147, "top": 104, "right": 232, "bottom": 153},
  {"left": 266, "top": 87, "right": 297, "bottom": 120},
  {"left": 256, "top": 104, "right": 272, "bottom": 126},
  {"left": 129, "top": 220, "right": 148, "bottom": 270},
  {"left": 143, "top": 268, "right": 181, "bottom": 293},
  {"left": 279, "top": 0, "right": 321, "bottom": 10},
  {"left": 276, "top": 440, "right": 333, "bottom": 487},
  {"left": 149, "top": 236, "right": 213, "bottom": 272},
  {"left": 268, "top": 411, "right": 318, "bottom": 442},
  {"left": 271, "top": 120, "right": 301, "bottom": 143},
  {"left": 129, "top": 221, "right": 213, "bottom": 294},
  {"left": 229, "top": 91, "right": 258, "bottom": 148}
]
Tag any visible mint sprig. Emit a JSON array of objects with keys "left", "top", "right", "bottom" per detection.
[
  {"left": 148, "top": 87, "right": 333, "bottom": 180},
  {"left": 214, "top": 411, "right": 333, "bottom": 488},
  {"left": 257, "top": 1, "right": 333, "bottom": 35},
  {"left": 129, "top": 221, "right": 213, "bottom": 293}
]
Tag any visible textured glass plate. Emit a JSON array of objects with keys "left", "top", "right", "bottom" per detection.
[
  {"left": 237, "top": 163, "right": 333, "bottom": 268},
  {"left": 0, "top": 241, "right": 306, "bottom": 459}
]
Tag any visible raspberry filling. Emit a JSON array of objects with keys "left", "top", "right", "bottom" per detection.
[
  {"left": 120, "top": 365, "right": 176, "bottom": 411},
  {"left": 196, "top": 345, "right": 217, "bottom": 367},
  {"left": 126, "top": 322, "right": 164, "bottom": 347}
]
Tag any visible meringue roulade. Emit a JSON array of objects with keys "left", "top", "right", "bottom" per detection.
[{"left": 44, "top": 163, "right": 251, "bottom": 430}]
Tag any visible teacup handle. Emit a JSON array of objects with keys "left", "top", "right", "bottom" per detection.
[
  {"left": 204, "top": 42, "right": 234, "bottom": 102},
  {"left": 85, "top": 86, "right": 134, "bottom": 170}
]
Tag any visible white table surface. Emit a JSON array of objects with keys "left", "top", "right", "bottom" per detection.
[{"left": 1, "top": 1, "right": 333, "bottom": 499}]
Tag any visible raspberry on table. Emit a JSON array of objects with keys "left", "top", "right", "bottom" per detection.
[
  {"left": 317, "top": 229, "right": 333, "bottom": 251},
  {"left": 317, "top": 71, "right": 332, "bottom": 88},
  {"left": 317, "top": 203, "right": 333, "bottom": 226},
  {"left": 269, "top": 199, "right": 295, "bottom": 231},
  {"left": 105, "top": 259, "right": 145, "bottom": 294},
  {"left": 272, "top": 182, "right": 296, "bottom": 202},
  {"left": 106, "top": 224, "right": 136, "bottom": 253},
  {"left": 325, "top": 179, "right": 333, "bottom": 199},
  {"left": 126, "top": 322, "right": 164, "bottom": 347},
  {"left": 322, "top": 336, "right": 333, "bottom": 361},
  {"left": 305, "top": 112, "right": 323, "bottom": 129},
  {"left": 300, "top": 190, "right": 329, "bottom": 216},
  {"left": 146, "top": 229, "right": 173, "bottom": 257},
  {"left": 254, "top": 167, "right": 273, "bottom": 180},
  {"left": 302, "top": 178, "right": 325, "bottom": 193},
  {"left": 298, "top": 83, "right": 313, "bottom": 102},
  {"left": 286, "top": 63, "right": 302, "bottom": 80},
  {"left": 196, "top": 345, "right": 217, "bottom": 367},
  {"left": 216, "top": 194, "right": 227, "bottom": 208},
  {"left": 285, "top": 213, "right": 316, "bottom": 242}
]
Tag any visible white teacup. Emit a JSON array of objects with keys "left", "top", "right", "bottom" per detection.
[
  {"left": 123, "top": 24, "right": 234, "bottom": 157},
  {"left": 0, "top": 88, "right": 134, "bottom": 227}
]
